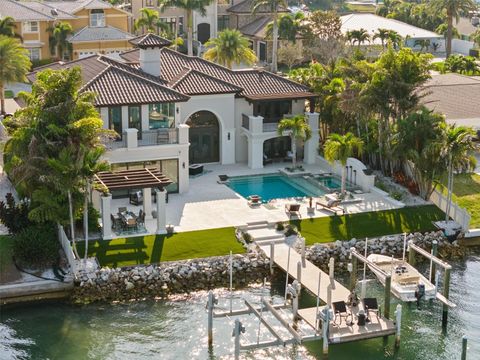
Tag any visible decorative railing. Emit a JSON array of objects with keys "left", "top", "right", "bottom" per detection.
[
  {"left": 138, "top": 129, "right": 178, "bottom": 146},
  {"left": 242, "top": 114, "right": 250, "bottom": 130}
]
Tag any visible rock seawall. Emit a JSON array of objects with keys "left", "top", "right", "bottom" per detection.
[{"left": 73, "top": 231, "right": 465, "bottom": 303}]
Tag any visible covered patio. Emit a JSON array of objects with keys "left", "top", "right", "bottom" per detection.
[{"left": 94, "top": 168, "right": 172, "bottom": 239}]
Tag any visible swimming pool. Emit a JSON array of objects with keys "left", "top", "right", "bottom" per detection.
[{"left": 227, "top": 174, "right": 326, "bottom": 202}]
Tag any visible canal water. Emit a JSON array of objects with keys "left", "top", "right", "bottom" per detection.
[{"left": 1, "top": 255, "right": 479, "bottom": 360}]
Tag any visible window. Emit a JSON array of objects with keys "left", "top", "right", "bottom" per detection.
[
  {"left": 128, "top": 105, "right": 142, "bottom": 139},
  {"left": 90, "top": 9, "right": 105, "bottom": 27},
  {"left": 23, "top": 21, "right": 39, "bottom": 33},
  {"left": 145, "top": 0, "right": 154, "bottom": 6},
  {"left": 108, "top": 107, "right": 123, "bottom": 139},
  {"left": 254, "top": 100, "right": 292, "bottom": 122},
  {"left": 218, "top": 15, "right": 230, "bottom": 31},
  {"left": 258, "top": 41, "right": 266, "bottom": 61},
  {"left": 28, "top": 48, "right": 41, "bottom": 61},
  {"left": 148, "top": 103, "right": 175, "bottom": 130},
  {"left": 159, "top": 16, "right": 183, "bottom": 35}
]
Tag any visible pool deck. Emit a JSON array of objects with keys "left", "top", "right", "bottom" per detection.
[{"left": 111, "top": 163, "right": 402, "bottom": 234}]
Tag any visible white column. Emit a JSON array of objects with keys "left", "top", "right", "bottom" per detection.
[
  {"left": 99, "top": 107, "right": 109, "bottom": 129},
  {"left": 249, "top": 115, "right": 264, "bottom": 134},
  {"left": 141, "top": 104, "right": 149, "bottom": 133},
  {"left": 101, "top": 194, "right": 112, "bottom": 240},
  {"left": 178, "top": 124, "right": 190, "bottom": 194},
  {"left": 155, "top": 189, "right": 167, "bottom": 234},
  {"left": 143, "top": 187, "right": 152, "bottom": 219},
  {"left": 125, "top": 128, "right": 138, "bottom": 148},
  {"left": 304, "top": 112, "right": 319, "bottom": 165},
  {"left": 248, "top": 138, "right": 264, "bottom": 169},
  {"left": 121, "top": 106, "right": 129, "bottom": 132}
]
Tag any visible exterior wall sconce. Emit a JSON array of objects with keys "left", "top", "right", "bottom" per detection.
[
  {"left": 182, "top": 162, "right": 185, "bottom": 169},
  {"left": 228, "top": 132, "right": 231, "bottom": 140},
  {"left": 176, "top": 107, "right": 179, "bottom": 114}
]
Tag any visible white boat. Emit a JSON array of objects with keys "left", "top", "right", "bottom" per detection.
[{"left": 366, "top": 254, "right": 436, "bottom": 302}]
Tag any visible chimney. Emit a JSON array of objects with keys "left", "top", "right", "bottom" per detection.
[{"left": 129, "top": 34, "right": 172, "bottom": 77}]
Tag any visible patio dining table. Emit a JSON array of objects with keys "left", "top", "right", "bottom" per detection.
[{"left": 119, "top": 211, "right": 137, "bottom": 228}]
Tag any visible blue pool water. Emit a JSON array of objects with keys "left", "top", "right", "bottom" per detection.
[{"left": 227, "top": 174, "right": 325, "bottom": 202}]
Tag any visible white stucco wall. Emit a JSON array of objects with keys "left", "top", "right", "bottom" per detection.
[
  {"left": 178, "top": 93, "right": 236, "bottom": 165},
  {"left": 193, "top": 0, "right": 218, "bottom": 42},
  {"left": 234, "top": 98, "right": 254, "bottom": 163}
]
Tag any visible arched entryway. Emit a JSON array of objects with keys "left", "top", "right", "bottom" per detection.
[
  {"left": 263, "top": 136, "right": 291, "bottom": 160},
  {"left": 197, "top": 23, "right": 210, "bottom": 44},
  {"left": 186, "top": 111, "right": 220, "bottom": 164}
]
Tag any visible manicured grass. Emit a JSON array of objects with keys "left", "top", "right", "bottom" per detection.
[
  {"left": 4, "top": 90, "right": 14, "bottom": 99},
  {"left": 439, "top": 173, "right": 480, "bottom": 228},
  {"left": 290, "top": 205, "right": 445, "bottom": 246},
  {"left": 0, "top": 235, "right": 14, "bottom": 270},
  {"left": 77, "top": 227, "right": 245, "bottom": 268}
]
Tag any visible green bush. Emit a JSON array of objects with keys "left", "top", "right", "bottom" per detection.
[
  {"left": 242, "top": 232, "right": 252, "bottom": 243},
  {"left": 13, "top": 225, "right": 60, "bottom": 269},
  {"left": 285, "top": 225, "right": 298, "bottom": 237},
  {"left": 375, "top": 181, "right": 388, "bottom": 192},
  {"left": 0, "top": 193, "right": 32, "bottom": 235},
  {"left": 390, "top": 190, "right": 403, "bottom": 201},
  {"left": 75, "top": 203, "right": 101, "bottom": 233},
  {"left": 276, "top": 222, "right": 285, "bottom": 231}
]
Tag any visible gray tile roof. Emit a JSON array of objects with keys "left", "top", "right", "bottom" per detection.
[
  {"left": 239, "top": 16, "right": 271, "bottom": 37},
  {"left": 0, "top": 0, "right": 61, "bottom": 21},
  {"left": 129, "top": 33, "right": 172, "bottom": 49},
  {"left": 44, "top": 0, "right": 113, "bottom": 14},
  {"left": 227, "top": 0, "right": 288, "bottom": 14},
  {"left": 68, "top": 26, "right": 134, "bottom": 42}
]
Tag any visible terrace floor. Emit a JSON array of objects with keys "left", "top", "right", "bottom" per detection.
[{"left": 110, "top": 162, "right": 401, "bottom": 234}]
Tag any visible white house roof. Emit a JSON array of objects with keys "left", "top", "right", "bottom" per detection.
[{"left": 340, "top": 13, "right": 442, "bottom": 44}]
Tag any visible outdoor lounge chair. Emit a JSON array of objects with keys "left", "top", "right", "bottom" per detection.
[
  {"left": 218, "top": 174, "right": 229, "bottom": 184},
  {"left": 332, "top": 301, "right": 353, "bottom": 326},
  {"left": 285, "top": 203, "right": 301, "bottom": 218},
  {"left": 363, "top": 297, "right": 380, "bottom": 322},
  {"left": 248, "top": 195, "right": 262, "bottom": 207},
  {"left": 315, "top": 199, "right": 345, "bottom": 216}
]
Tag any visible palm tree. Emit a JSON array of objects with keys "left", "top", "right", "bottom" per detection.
[
  {"left": 441, "top": 124, "right": 477, "bottom": 222},
  {"left": 414, "top": 39, "right": 431, "bottom": 52},
  {"left": 277, "top": 114, "right": 312, "bottom": 169},
  {"left": 203, "top": 29, "right": 257, "bottom": 68},
  {"left": 252, "top": 0, "right": 288, "bottom": 73},
  {"left": 0, "top": 36, "right": 30, "bottom": 115},
  {"left": 0, "top": 17, "right": 19, "bottom": 38},
  {"left": 134, "top": 7, "right": 170, "bottom": 35},
  {"left": 48, "top": 22, "right": 73, "bottom": 60},
  {"left": 387, "top": 30, "right": 403, "bottom": 49},
  {"left": 373, "top": 28, "right": 390, "bottom": 49},
  {"left": 265, "top": 12, "right": 305, "bottom": 43},
  {"left": 158, "top": 0, "right": 213, "bottom": 56},
  {"left": 432, "top": 0, "right": 477, "bottom": 57},
  {"left": 324, "top": 133, "right": 363, "bottom": 196},
  {"left": 346, "top": 29, "right": 370, "bottom": 49},
  {"left": 376, "top": 0, "right": 400, "bottom": 17}
]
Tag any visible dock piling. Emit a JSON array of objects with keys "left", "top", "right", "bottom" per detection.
[
  {"left": 384, "top": 275, "right": 391, "bottom": 319},
  {"left": 408, "top": 240, "right": 415, "bottom": 266},
  {"left": 322, "top": 306, "right": 330, "bottom": 357},
  {"left": 442, "top": 267, "right": 451, "bottom": 328},
  {"left": 301, "top": 237, "right": 306, "bottom": 267},
  {"left": 284, "top": 245, "right": 291, "bottom": 302},
  {"left": 394, "top": 304, "right": 402, "bottom": 348},
  {"left": 297, "top": 261, "right": 302, "bottom": 285},
  {"left": 270, "top": 243, "right": 275, "bottom": 275},
  {"left": 207, "top": 291, "right": 217, "bottom": 346},
  {"left": 461, "top": 335, "right": 468, "bottom": 360},
  {"left": 349, "top": 248, "right": 357, "bottom": 292},
  {"left": 430, "top": 240, "right": 438, "bottom": 284},
  {"left": 229, "top": 251, "right": 233, "bottom": 313},
  {"left": 233, "top": 319, "right": 245, "bottom": 360}
]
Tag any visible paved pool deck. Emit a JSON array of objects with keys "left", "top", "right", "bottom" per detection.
[{"left": 111, "top": 163, "right": 401, "bottom": 234}]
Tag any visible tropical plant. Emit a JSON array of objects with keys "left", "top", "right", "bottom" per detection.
[
  {"left": 387, "top": 30, "right": 403, "bottom": 49},
  {"left": 252, "top": 0, "right": 288, "bottom": 73},
  {"left": 470, "top": 28, "right": 480, "bottom": 48},
  {"left": 432, "top": 0, "right": 477, "bottom": 57},
  {"left": 346, "top": 29, "right": 370, "bottom": 48},
  {"left": 277, "top": 114, "right": 312, "bottom": 169},
  {"left": 0, "top": 16, "right": 19, "bottom": 38},
  {"left": 0, "top": 36, "right": 30, "bottom": 115},
  {"left": 134, "top": 7, "right": 170, "bottom": 36},
  {"left": 414, "top": 39, "right": 431, "bottom": 52},
  {"left": 266, "top": 12, "right": 305, "bottom": 43},
  {"left": 436, "top": 22, "right": 460, "bottom": 40},
  {"left": 441, "top": 124, "right": 477, "bottom": 221},
  {"left": 376, "top": 0, "right": 400, "bottom": 17},
  {"left": 0, "top": 193, "right": 31, "bottom": 235},
  {"left": 47, "top": 21, "right": 73, "bottom": 60},
  {"left": 203, "top": 29, "right": 256, "bottom": 68},
  {"left": 13, "top": 225, "right": 59, "bottom": 269},
  {"left": 373, "top": 28, "right": 391, "bottom": 49},
  {"left": 158, "top": 0, "right": 213, "bottom": 56},
  {"left": 323, "top": 132, "right": 363, "bottom": 195}
]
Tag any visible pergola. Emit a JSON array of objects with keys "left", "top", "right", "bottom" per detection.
[{"left": 94, "top": 168, "right": 172, "bottom": 239}]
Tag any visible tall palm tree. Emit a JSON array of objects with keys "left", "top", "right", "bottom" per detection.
[
  {"left": 252, "top": 0, "right": 288, "bottom": 73},
  {"left": 324, "top": 133, "right": 363, "bottom": 195},
  {"left": 376, "top": 0, "right": 400, "bottom": 17},
  {"left": 346, "top": 29, "right": 370, "bottom": 49},
  {"left": 373, "top": 28, "right": 390, "bottom": 49},
  {"left": 432, "top": 0, "right": 477, "bottom": 57},
  {"left": 387, "top": 30, "right": 403, "bottom": 49},
  {"left": 441, "top": 124, "right": 477, "bottom": 222},
  {"left": 158, "top": 0, "right": 213, "bottom": 56},
  {"left": 0, "top": 17, "right": 19, "bottom": 38},
  {"left": 277, "top": 114, "right": 312, "bottom": 169},
  {"left": 203, "top": 29, "right": 256, "bottom": 68},
  {"left": 265, "top": 12, "right": 305, "bottom": 43},
  {"left": 414, "top": 39, "right": 431, "bottom": 52},
  {"left": 0, "top": 36, "right": 30, "bottom": 115},
  {"left": 134, "top": 7, "right": 170, "bottom": 35},
  {"left": 48, "top": 22, "right": 73, "bottom": 60}
]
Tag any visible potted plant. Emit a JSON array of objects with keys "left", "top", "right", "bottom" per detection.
[{"left": 166, "top": 224, "right": 174, "bottom": 234}]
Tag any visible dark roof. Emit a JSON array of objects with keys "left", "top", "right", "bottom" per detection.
[
  {"left": 169, "top": 68, "right": 243, "bottom": 95},
  {"left": 239, "top": 16, "right": 271, "bottom": 37},
  {"left": 82, "top": 65, "right": 189, "bottom": 106},
  {"left": 129, "top": 33, "right": 172, "bottom": 49},
  {"left": 227, "top": 0, "right": 289, "bottom": 13},
  {"left": 95, "top": 168, "right": 172, "bottom": 191},
  {"left": 119, "top": 48, "right": 140, "bottom": 62}
]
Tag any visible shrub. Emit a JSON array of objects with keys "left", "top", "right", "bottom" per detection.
[
  {"left": 242, "top": 232, "right": 252, "bottom": 243},
  {"left": 375, "top": 181, "right": 388, "bottom": 192},
  {"left": 285, "top": 225, "right": 298, "bottom": 237},
  {"left": 13, "top": 225, "right": 60, "bottom": 269},
  {"left": 390, "top": 190, "right": 403, "bottom": 201},
  {"left": 276, "top": 222, "right": 285, "bottom": 231},
  {"left": 0, "top": 193, "right": 32, "bottom": 235},
  {"left": 75, "top": 203, "right": 101, "bottom": 233}
]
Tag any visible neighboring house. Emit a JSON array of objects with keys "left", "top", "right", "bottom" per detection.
[
  {"left": 422, "top": 73, "right": 480, "bottom": 132},
  {"left": 456, "top": 17, "right": 477, "bottom": 41},
  {"left": 340, "top": 13, "right": 445, "bottom": 53},
  {"left": 0, "top": 0, "right": 133, "bottom": 61},
  {"left": 27, "top": 34, "right": 317, "bottom": 199}
]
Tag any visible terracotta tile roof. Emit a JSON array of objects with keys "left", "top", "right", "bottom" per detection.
[
  {"left": 169, "top": 68, "right": 243, "bottom": 95},
  {"left": 129, "top": 33, "right": 172, "bottom": 49},
  {"left": 226, "top": 0, "right": 288, "bottom": 14},
  {"left": 119, "top": 48, "right": 140, "bottom": 62},
  {"left": 239, "top": 16, "right": 271, "bottom": 37},
  {"left": 82, "top": 65, "right": 189, "bottom": 106}
]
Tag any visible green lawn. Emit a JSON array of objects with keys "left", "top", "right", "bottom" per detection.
[
  {"left": 290, "top": 205, "right": 445, "bottom": 246},
  {"left": 0, "top": 235, "right": 14, "bottom": 270},
  {"left": 4, "top": 90, "right": 14, "bottom": 99},
  {"left": 439, "top": 173, "right": 480, "bottom": 228},
  {"left": 78, "top": 205, "right": 444, "bottom": 268},
  {"left": 77, "top": 227, "right": 245, "bottom": 268}
]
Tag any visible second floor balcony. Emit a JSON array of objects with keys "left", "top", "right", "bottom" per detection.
[
  {"left": 106, "top": 128, "right": 181, "bottom": 150},
  {"left": 242, "top": 114, "right": 291, "bottom": 134}
]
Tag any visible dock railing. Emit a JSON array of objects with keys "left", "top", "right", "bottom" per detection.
[
  {"left": 57, "top": 224, "right": 78, "bottom": 275},
  {"left": 429, "top": 188, "right": 470, "bottom": 231}
]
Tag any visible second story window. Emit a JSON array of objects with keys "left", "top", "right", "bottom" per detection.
[
  {"left": 23, "top": 21, "right": 39, "bottom": 33},
  {"left": 218, "top": 15, "right": 229, "bottom": 31},
  {"left": 90, "top": 9, "right": 105, "bottom": 27},
  {"left": 145, "top": 0, "right": 154, "bottom": 6}
]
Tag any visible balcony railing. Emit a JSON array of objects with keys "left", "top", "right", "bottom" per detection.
[
  {"left": 242, "top": 114, "right": 250, "bottom": 130},
  {"left": 138, "top": 129, "right": 178, "bottom": 146},
  {"left": 242, "top": 114, "right": 291, "bottom": 133}
]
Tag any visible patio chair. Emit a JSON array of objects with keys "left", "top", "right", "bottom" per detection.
[
  {"left": 363, "top": 297, "right": 380, "bottom": 322},
  {"left": 315, "top": 199, "right": 345, "bottom": 216},
  {"left": 332, "top": 301, "right": 353, "bottom": 326},
  {"left": 285, "top": 203, "right": 301, "bottom": 218},
  {"left": 111, "top": 214, "right": 122, "bottom": 232},
  {"left": 263, "top": 154, "right": 273, "bottom": 165},
  {"left": 218, "top": 174, "right": 229, "bottom": 184},
  {"left": 137, "top": 209, "right": 145, "bottom": 226},
  {"left": 248, "top": 195, "right": 262, "bottom": 207},
  {"left": 284, "top": 150, "right": 294, "bottom": 162},
  {"left": 129, "top": 190, "right": 143, "bottom": 206},
  {"left": 118, "top": 207, "right": 127, "bottom": 214}
]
